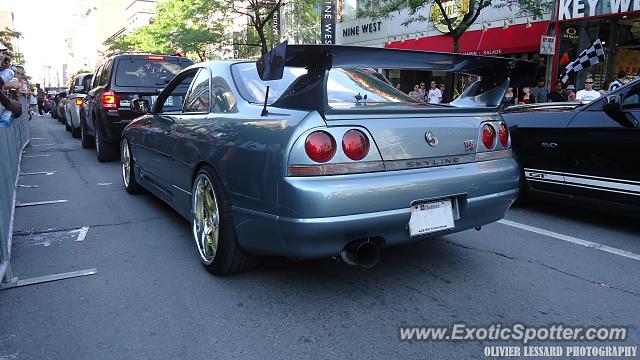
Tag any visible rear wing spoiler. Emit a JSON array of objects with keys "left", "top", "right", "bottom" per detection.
[{"left": 257, "top": 42, "right": 537, "bottom": 112}]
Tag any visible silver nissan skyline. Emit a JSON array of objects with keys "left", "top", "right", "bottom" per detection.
[{"left": 120, "top": 44, "right": 534, "bottom": 274}]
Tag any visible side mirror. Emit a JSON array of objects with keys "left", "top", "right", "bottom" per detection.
[
  {"left": 131, "top": 99, "right": 150, "bottom": 114},
  {"left": 603, "top": 94, "right": 622, "bottom": 112}
]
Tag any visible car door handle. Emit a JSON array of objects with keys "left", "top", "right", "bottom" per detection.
[{"left": 541, "top": 142, "right": 559, "bottom": 148}]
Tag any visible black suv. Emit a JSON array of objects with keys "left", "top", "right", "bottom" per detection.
[{"left": 82, "top": 54, "right": 194, "bottom": 161}]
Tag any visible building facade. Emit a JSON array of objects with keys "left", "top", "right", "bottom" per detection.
[
  {"left": 553, "top": 0, "right": 640, "bottom": 89},
  {"left": 335, "top": 0, "right": 552, "bottom": 92}
]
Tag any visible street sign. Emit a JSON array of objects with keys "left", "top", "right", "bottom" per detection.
[{"left": 540, "top": 36, "right": 556, "bottom": 55}]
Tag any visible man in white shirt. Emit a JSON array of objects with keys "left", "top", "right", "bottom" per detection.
[
  {"left": 428, "top": 81, "right": 442, "bottom": 104},
  {"left": 575, "top": 78, "right": 601, "bottom": 102}
]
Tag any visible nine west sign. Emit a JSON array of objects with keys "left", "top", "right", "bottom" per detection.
[
  {"left": 322, "top": 0, "right": 336, "bottom": 44},
  {"left": 559, "top": 0, "right": 640, "bottom": 20},
  {"left": 342, "top": 21, "right": 383, "bottom": 37}
]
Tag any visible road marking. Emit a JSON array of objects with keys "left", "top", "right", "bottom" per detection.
[
  {"left": 30, "top": 143, "right": 56, "bottom": 147},
  {"left": 96, "top": 182, "right": 112, "bottom": 186},
  {"left": 20, "top": 171, "right": 55, "bottom": 176},
  {"left": 17, "top": 184, "right": 38, "bottom": 188},
  {"left": 30, "top": 137, "right": 46, "bottom": 140},
  {"left": 15, "top": 200, "right": 68, "bottom": 207},
  {"left": 70, "top": 226, "right": 90, "bottom": 242},
  {"left": 498, "top": 219, "right": 640, "bottom": 262},
  {"left": 24, "top": 154, "right": 50, "bottom": 158}
]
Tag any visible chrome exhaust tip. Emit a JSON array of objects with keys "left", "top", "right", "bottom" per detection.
[{"left": 340, "top": 240, "right": 380, "bottom": 268}]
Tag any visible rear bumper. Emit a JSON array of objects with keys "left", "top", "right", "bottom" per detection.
[{"left": 235, "top": 157, "right": 519, "bottom": 258}]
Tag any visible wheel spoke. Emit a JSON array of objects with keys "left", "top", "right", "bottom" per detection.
[{"left": 192, "top": 175, "right": 220, "bottom": 263}]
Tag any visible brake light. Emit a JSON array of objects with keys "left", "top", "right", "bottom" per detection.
[
  {"left": 147, "top": 56, "right": 165, "bottom": 60},
  {"left": 342, "top": 129, "right": 369, "bottom": 161},
  {"left": 481, "top": 124, "right": 496, "bottom": 149},
  {"left": 498, "top": 122, "right": 510, "bottom": 147},
  {"left": 75, "top": 99, "right": 83, "bottom": 106},
  {"left": 102, "top": 90, "right": 117, "bottom": 109},
  {"left": 305, "top": 131, "right": 336, "bottom": 163}
]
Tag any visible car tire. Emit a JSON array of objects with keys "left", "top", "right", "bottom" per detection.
[
  {"left": 95, "top": 123, "right": 118, "bottom": 162},
  {"left": 80, "top": 114, "right": 95, "bottom": 149},
  {"left": 120, "top": 138, "right": 144, "bottom": 194},
  {"left": 71, "top": 124, "right": 81, "bottom": 138},
  {"left": 191, "top": 165, "right": 261, "bottom": 275}
]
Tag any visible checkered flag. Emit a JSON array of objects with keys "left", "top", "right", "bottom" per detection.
[{"left": 560, "top": 39, "right": 606, "bottom": 83}]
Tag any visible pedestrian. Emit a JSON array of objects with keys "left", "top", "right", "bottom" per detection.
[
  {"left": 519, "top": 86, "right": 534, "bottom": 105},
  {"left": 409, "top": 84, "right": 421, "bottom": 101},
  {"left": 503, "top": 87, "right": 516, "bottom": 107},
  {"left": 35, "top": 83, "right": 45, "bottom": 115},
  {"left": 29, "top": 90, "right": 37, "bottom": 115},
  {"left": 439, "top": 84, "right": 450, "bottom": 103},
  {"left": 0, "top": 42, "right": 22, "bottom": 117},
  {"left": 418, "top": 82, "right": 427, "bottom": 102},
  {"left": 531, "top": 78, "right": 549, "bottom": 103},
  {"left": 427, "top": 80, "right": 442, "bottom": 104},
  {"left": 608, "top": 71, "right": 626, "bottom": 92},
  {"left": 566, "top": 85, "right": 576, "bottom": 101},
  {"left": 549, "top": 82, "right": 568, "bottom": 102},
  {"left": 576, "top": 77, "right": 601, "bottom": 102},
  {"left": 15, "top": 65, "right": 27, "bottom": 94},
  {"left": 394, "top": 83, "right": 401, "bottom": 91}
]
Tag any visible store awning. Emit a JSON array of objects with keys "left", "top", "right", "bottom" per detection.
[{"left": 385, "top": 21, "right": 550, "bottom": 56}]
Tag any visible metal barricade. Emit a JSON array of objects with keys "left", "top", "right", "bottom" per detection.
[{"left": 0, "top": 98, "right": 30, "bottom": 285}]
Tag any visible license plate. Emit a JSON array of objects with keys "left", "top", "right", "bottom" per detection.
[
  {"left": 150, "top": 96, "right": 172, "bottom": 107},
  {"left": 408, "top": 199, "right": 455, "bottom": 237}
]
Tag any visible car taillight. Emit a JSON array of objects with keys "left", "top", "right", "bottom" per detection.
[
  {"left": 342, "top": 129, "right": 369, "bottom": 161},
  {"left": 75, "top": 99, "right": 83, "bottom": 106},
  {"left": 481, "top": 124, "right": 496, "bottom": 149},
  {"left": 498, "top": 122, "right": 509, "bottom": 147},
  {"left": 102, "top": 90, "right": 117, "bottom": 109},
  {"left": 305, "top": 131, "right": 336, "bottom": 163},
  {"left": 147, "top": 55, "right": 165, "bottom": 60}
]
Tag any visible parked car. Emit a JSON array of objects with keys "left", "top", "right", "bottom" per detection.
[
  {"left": 57, "top": 97, "right": 68, "bottom": 125},
  {"left": 120, "top": 45, "right": 535, "bottom": 274},
  {"left": 503, "top": 78, "right": 639, "bottom": 214},
  {"left": 51, "top": 92, "right": 64, "bottom": 120},
  {"left": 82, "top": 54, "right": 194, "bottom": 160},
  {"left": 43, "top": 94, "right": 55, "bottom": 113},
  {"left": 64, "top": 73, "right": 93, "bottom": 138}
]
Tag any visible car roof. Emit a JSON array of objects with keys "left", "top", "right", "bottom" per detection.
[{"left": 106, "top": 53, "right": 192, "bottom": 62}]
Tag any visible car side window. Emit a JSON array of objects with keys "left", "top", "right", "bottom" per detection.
[
  {"left": 82, "top": 75, "right": 93, "bottom": 92},
  {"left": 155, "top": 70, "right": 197, "bottom": 114},
  {"left": 92, "top": 66, "right": 102, "bottom": 88},
  {"left": 622, "top": 87, "right": 640, "bottom": 110},
  {"left": 211, "top": 77, "right": 238, "bottom": 113},
  {"left": 101, "top": 60, "right": 113, "bottom": 85},
  {"left": 183, "top": 69, "right": 211, "bottom": 113}
]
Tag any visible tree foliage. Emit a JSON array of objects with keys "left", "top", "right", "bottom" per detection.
[
  {"left": 0, "top": 28, "right": 25, "bottom": 64},
  {"left": 358, "top": 0, "right": 553, "bottom": 53},
  {"left": 230, "top": 0, "right": 286, "bottom": 55},
  {"left": 105, "top": 0, "right": 230, "bottom": 61}
]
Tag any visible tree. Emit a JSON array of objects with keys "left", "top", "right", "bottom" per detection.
[
  {"left": 0, "top": 28, "right": 25, "bottom": 64},
  {"left": 106, "top": 0, "right": 231, "bottom": 61},
  {"left": 359, "top": 0, "right": 553, "bottom": 53},
  {"left": 230, "top": 0, "right": 286, "bottom": 55}
]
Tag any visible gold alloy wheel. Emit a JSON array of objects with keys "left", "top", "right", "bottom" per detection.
[
  {"left": 121, "top": 140, "right": 131, "bottom": 188},
  {"left": 192, "top": 174, "right": 220, "bottom": 264}
]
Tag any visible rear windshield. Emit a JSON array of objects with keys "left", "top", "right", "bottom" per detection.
[
  {"left": 231, "top": 63, "right": 417, "bottom": 105},
  {"left": 115, "top": 58, "right": 193, "bottom": 87}
]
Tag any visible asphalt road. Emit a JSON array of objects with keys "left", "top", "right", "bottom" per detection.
[{"left": 1, "top": 115, "right": 639, "bottom": 359}]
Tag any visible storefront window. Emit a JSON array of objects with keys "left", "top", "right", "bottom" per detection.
[{"left": 557, "top": 14, "right": 640, "bottom": 91}]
